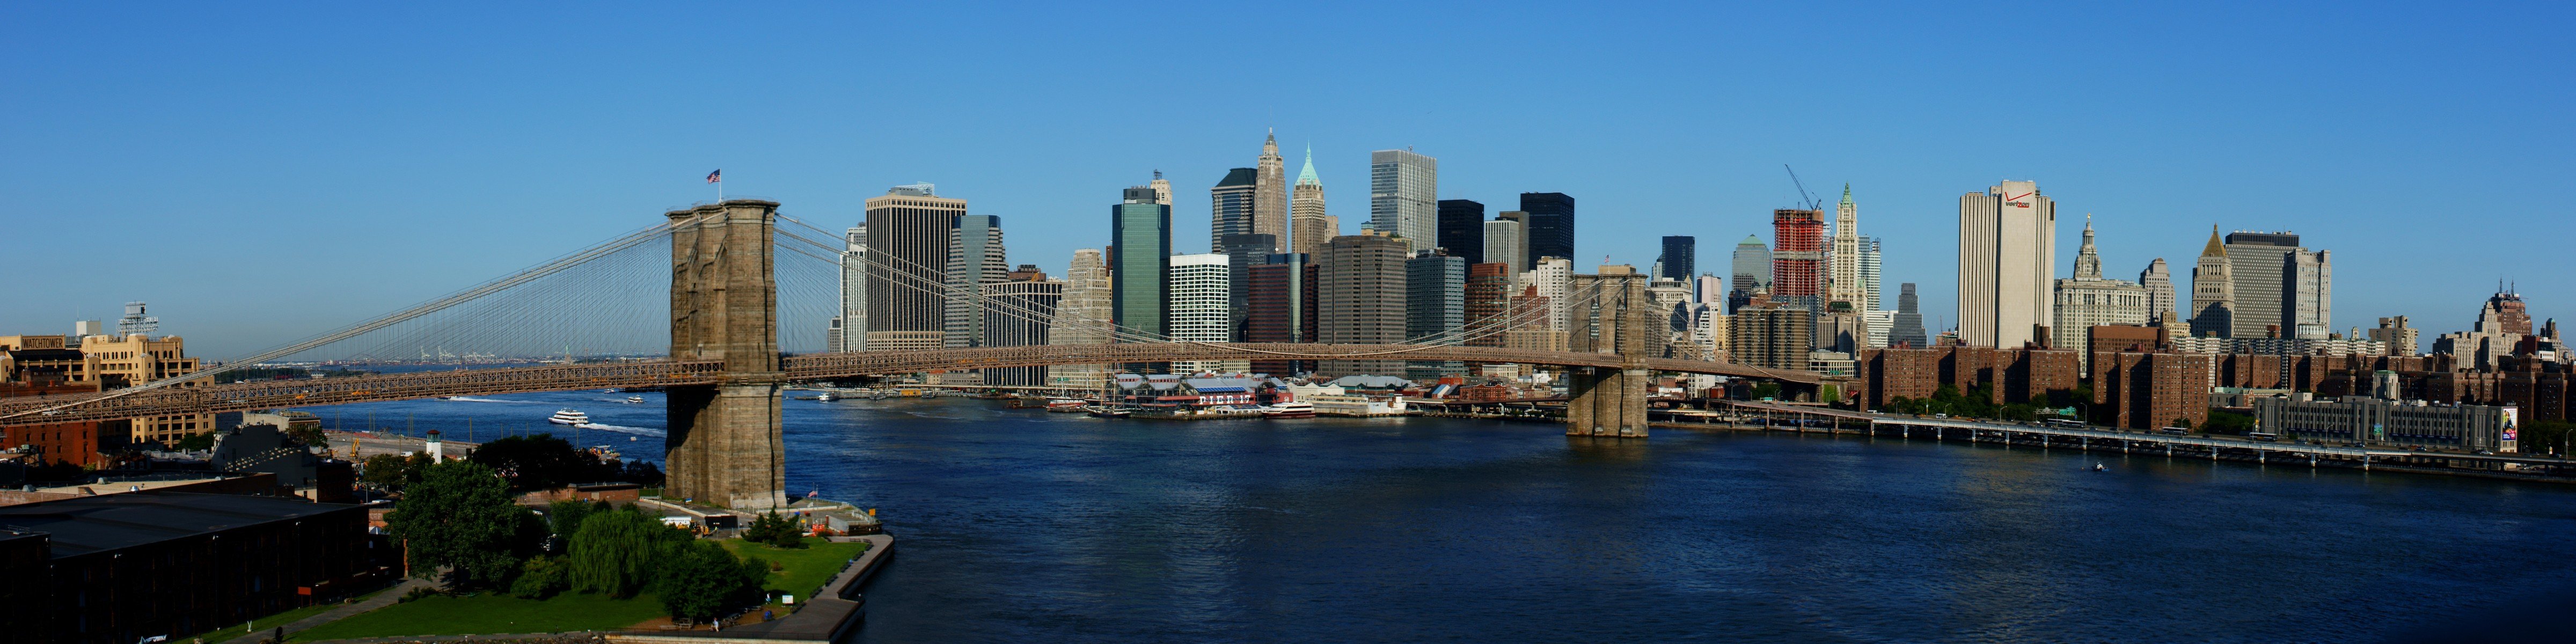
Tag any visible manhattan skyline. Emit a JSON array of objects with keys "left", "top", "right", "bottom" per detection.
[{"left": 2, "top": 2, "right": 2567, "bottom": 357}]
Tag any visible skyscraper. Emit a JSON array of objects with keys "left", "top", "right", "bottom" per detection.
[
  {"left": 864, "top": 183, "right": 966, "bottom": 350},
  {"left": 1957, "top": 180, "right": 2057, "bottom": 348},
  {"left": 1482, "top": 213, "right": 1526, "bottom": 279},
  {"left": 980, "top": 269, "right": 1062, "bottom": 386},
  {"left": 2189, "top": 226, "right": 2235, "bottom": 338},
  {"left": 1464, "top": 262, "right": 1511, "bottom": 348},
  {"left": 1046, "top": 249, "right": 1112, "bottom": 387},
  {"left": 2288, "top": 248, "right": 2332, "bottom": 340},
  {"left": 1110, "top": 186, "right": 1171, "bottom": 341},
  {"left": 1828, "top": 185, "right": 1864, "bottom": 308},
  {"left": 1437, "top": 199, "right": 1485, "bottom": 266},
  {"left": 1770, "top": 208, "right": 1826, "bottom": 312},
  {"left": 1291, "top": 147, "right": 1335, "bottom": 258},
  {"left": 2139, "top": 258, "right": 2176, "bottom": 322},
  {"left": 1729, "top": 235, "right": 1770, "bottom": 311},
  {"left": 2051, "top": 216, "right": 2150, "bottom": 362},
  {"left": 1692, "top": 274, "right": 1724, "bottom": 305},
  {"left": 1520, "top": 257, "right": 1574, "bottom": 335},
  {"left": 1247, "top": 252, "right": 1318, "bottom": 375},
  {"left": 1857, "top": 237, "right": 1884, "bottom": 311},
  {"left": 1659, "top": 236, "right": 1695, "bottom": 282},
  {"left": 1406, "top": 251, "right": 1467, "bottom": 380},
  {"left": 833, "top": 225, "right": 866, "bottom": 353},
  {"left": 1148, "top": 171, "right": 1172, "bottom": 206},
  {"left": 2222, "top": 230, "right": 2306, "bottom": 339},
  {"left": 1210, "top": 168, "right": 1258, "bottom": 252},
  {"left": 1520, "top": 192, "right": 1576, "bottom": 262},
  {"left": 1168, "top": 253, "right": 1232, "bottom": 373},
  {"left": 1890, "top": 283, "right": 1929, "bottom": 347},
  {"left": 1318, "top": 234, "right": 1411, "bottom": 377},
  {"left": 1370, "top": 149, "right": 1438, "bottom": 253},
  {"left": 1253, "top": 133, "right": 1288, "bottom": 254},
  {"left": 943, "top": 214, "right": 1009, "bottom": 350},
  {"left": 1219, "top": 233, "right": 1277, "bottom": 341}
]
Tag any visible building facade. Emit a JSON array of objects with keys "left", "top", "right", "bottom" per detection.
[
  {"left": 942, "top": 215, "right": 1009, "bottom": 350},
  {"left": 832, "top": 225, "right": 866, "bottom": 352},
  {"left": 2139, "top": 257, "right": 2176, "bottom": 323},
  {"left": 1253, "top": 133, "right": 1288, "bottom": 254},
  {"left": 1370, "top": 149, "right": 1439, "bottom": 253},
  {"left": 1890, "top": 283, "right": 1929, "bottom": 347},
  {"left": 1210, "top": 168, "right": 1258, "bottom": 252},
  {"left": 1047, "top": 249, "right": 1113, "bottom": 387},
  {"left": 1291, "top": 148, "right": 1335, "bottom": 258},
  {"left": 1318, "top": 234, "right": 1411, "bottom": 377},
  {"left": 1828, "top": 186, "right": 1864, "bottom": 309},
  {"left": 1405, "top": 251, "right": 1467, "bottom": 380},
  {"left": 863, "top": 184, "right": 967, "bottom": 350},
  {"left": 1660, "top": 236, "right": 1695, "bottom": 282},
  {"left": 2052, "top": 217, "right": 2152, "bottom": 362},
  {"left": 1246, "top": 254, "right": 1319, "bottom": 375},
  {"left": 1957, "top": 180, "right": 2056, "bottom": 348},
  {"left": 1770, "top": 208, "right": 1826, "bottom": 312},
  {"left": 1220, "top": 233, "right": 1277, "bottom": 341},
  {"left": 1168, "top": 253, "right": 1233, "bottom": 373},
  {"left": 1110, "top": 186, "right": 1172, "bottom": 341},
  {"left": 1729, "top": 304, "right": 1814, "bottom": 371},
  {"left": 1729, "top": 235, "right": 1770, "bottom": 311},
  {"left": 1482, "top": 213, "right": 1526, "bottom": 278},
  {"left": 2256, "top": 393, "right": 2516, "bottom": 452},
  {"left": 1437, "top": 199, "right": 1485, "bottom": 266},
  {"left": 1520, "top": 192, "right": 1575, "bottom": 265},
  {"left": 2190, "top": 226, "right": 2235, "bottom": 338}
]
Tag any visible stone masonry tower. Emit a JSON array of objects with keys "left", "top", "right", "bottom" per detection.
[
  {"left": 1565, "top": 268, "right": 1653, "bottom": 437},
  {"left": 665, "top": 200, "right": 788, "bottom": 509}
]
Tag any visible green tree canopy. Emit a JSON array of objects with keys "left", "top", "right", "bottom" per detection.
[
  {"left": 568, "top": 507, "right": 689, "bottom": 598},
  {"left": 470, "top": 433, "right": 615, "bottom": 493},
  {"left": 385, "top": 460, "right": 533, "bottom": 588},
  {"left": 653, "top": 539, "right": 767, "bottom": 622}
]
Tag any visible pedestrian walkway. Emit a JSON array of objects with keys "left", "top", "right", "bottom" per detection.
[{"left": 222, "top": 577, "right": 438, "bottom": 644}]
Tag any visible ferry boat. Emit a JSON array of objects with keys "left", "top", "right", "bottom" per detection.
[
  {"left": 548, "top": 409, "right": 590, "bottom": 425},
  {"left": 1258, "top": 401, "right": 1316, "bottom": 419},
  {"left": 624, "top": 396, "right": 645, "bottom": 404}
]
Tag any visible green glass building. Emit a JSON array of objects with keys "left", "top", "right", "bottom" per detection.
[{"left": 1110, "top": 186, "right": 1171, "bottom": 340}]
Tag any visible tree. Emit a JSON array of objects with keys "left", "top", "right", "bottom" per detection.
[
  {"left": 2201, "top": 409, "right": 2257, "bottom": 435},
  {"left": 1751, "top": 383, "right": 1782, "bottom": 400},
  {"left": 743, "top": 511, "right": 806, "bottom": 549},
  {"left": 1819, "top": 384, "right": 1842, "bottom": 406},
  {"left": 361, "top": 452, "right": 434, "bottom": 493},
  {"left": 547, "top": 499, "right": 606, "bottom": 538},
  {"left": 385, "top": 460, "right": 532, "bottom": 588},
  {"left": 471, "top": 433, "right": 612, "bottom": 493},
  {"left": 653, "top": 540, "right": 766, "bottom": 623},
  {"left": 284, "top": 424, "right": 330, "bottom": 449},
  {"left": 509, "top": 556, "right": 569, "bottom": 599},
  {"left": 568, "top": 507, "right": 687, "bottom": 598},
  {"left": 173, "top": 432, "right": 216, "bottom": 451},
  {"left": 620, "top": 460, "right": 665, "bottom": 486}
]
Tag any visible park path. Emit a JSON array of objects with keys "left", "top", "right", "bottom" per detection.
[{"left": 221, "top": 577, "right": 438, "bottom": 644}]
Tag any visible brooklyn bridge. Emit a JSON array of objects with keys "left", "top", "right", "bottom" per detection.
[{"left": 1, "top": 200, "right": 1818, "bottom": 508}]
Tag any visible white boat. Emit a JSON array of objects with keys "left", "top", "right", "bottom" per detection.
[
  {"left": 625, "top": 396, "right": 645, "bottom": 404},
  {"left": 816, "top": 392, "right": 837, "bottom": 402},
  {"left": 549, "top": 409, "right": 590, "bottom": 425},
  {"left": 1259, "top": 401, "right": 1316, "bottom": 419}
]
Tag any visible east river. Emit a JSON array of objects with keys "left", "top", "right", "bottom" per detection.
[{"left": 304, "top": 391, "right": 2576, "bottom": 643}]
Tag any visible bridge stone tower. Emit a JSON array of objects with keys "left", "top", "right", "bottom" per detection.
[
  {"left": 1565, "top": 269, "right": 1653, "bottom": 437},
  {"left": 665, "top": 200, "right": 789, "bottom": 509}
]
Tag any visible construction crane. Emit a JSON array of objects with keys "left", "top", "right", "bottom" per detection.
[{"left": 1783, "top": 165, "right": 1823, "bottom": 211}]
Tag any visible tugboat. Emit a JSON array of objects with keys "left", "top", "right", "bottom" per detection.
[
  {"left": 548, "top": 409, "right": 590, "bottom": 426},
  {"left": 1258, "top": 401, "right": 1316, "bottom": 419}
]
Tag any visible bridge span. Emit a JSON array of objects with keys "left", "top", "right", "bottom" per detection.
[{"left": 5, "top": 200, "right": 1820, "bottom": 508}]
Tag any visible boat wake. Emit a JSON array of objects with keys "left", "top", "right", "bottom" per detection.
[
  {"left": 579, "top": 423, "right": 668, "bottom": 437},
  {"left": 443, "top": 396, "right": 541, "bottom": 404}
]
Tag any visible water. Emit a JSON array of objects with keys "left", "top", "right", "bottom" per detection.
[{"left": 300, "top": 393, "right": 2576, "bottom": 642}]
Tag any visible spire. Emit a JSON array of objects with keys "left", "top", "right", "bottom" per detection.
[
  {"left": 1840, "top": 183, "right": 1852, "bottom": 206},
  {"left": 2200, "top": 224, "right": 2227, "bottom": 257},
  {"left": 1295, "top": 145, "right": 1320, "bottom": 186},
  {"left": 1263, "top": 129, "right": 1278, "bottom": 157},
  {"left": 2073, "top": 214, "right": 2102, "bottom": 279}
]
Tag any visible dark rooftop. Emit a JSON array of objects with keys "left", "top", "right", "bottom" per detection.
[{"left": 0, "top": 491, "right": 356, "bottom": 558}]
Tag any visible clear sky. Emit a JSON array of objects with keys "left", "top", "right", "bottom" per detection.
[{"left": 3, "top": 2, "right": 2568, "bottom": 357}]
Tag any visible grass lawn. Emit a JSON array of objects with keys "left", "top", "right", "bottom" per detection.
[
  {"left": 723, "top": 536, "right": 873, "bottom": 599},
  {"left": 288, "top": 590, "right": 667, "bottom": 641},
  {"left": 181, "top": 588, "right": 389, "bottom": 643}
]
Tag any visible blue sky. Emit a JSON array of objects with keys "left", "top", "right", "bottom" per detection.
[{"left": 3, "top": 2, "right": 2568, "bottom": 357}]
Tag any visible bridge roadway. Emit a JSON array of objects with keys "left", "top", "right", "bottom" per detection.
[{"left": 0, "top": 343, "right": 1817, "bottom": 426}]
